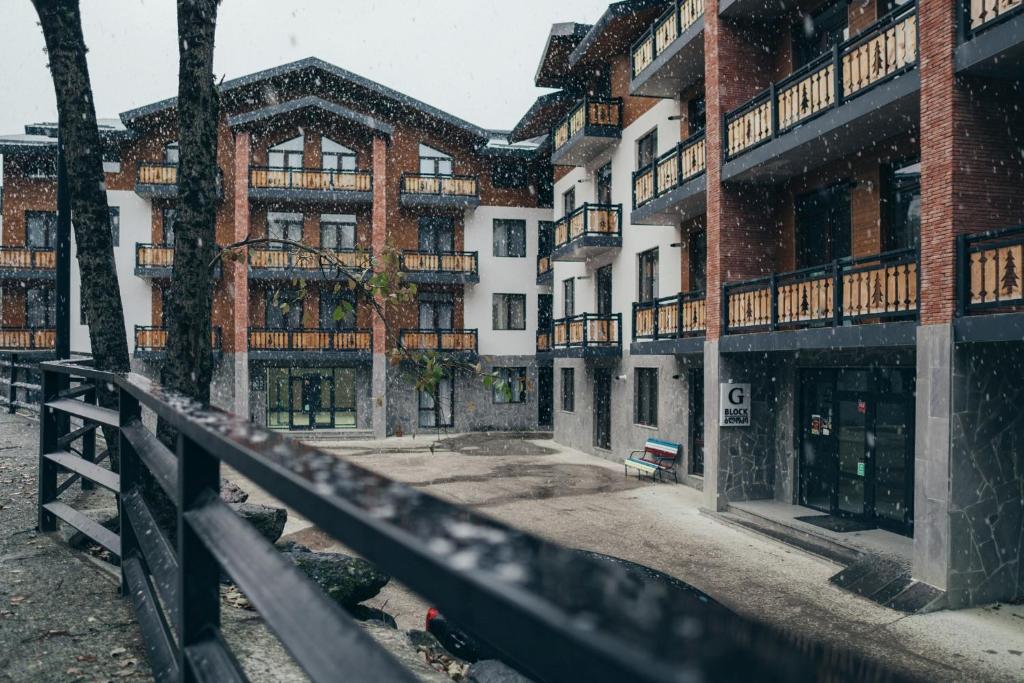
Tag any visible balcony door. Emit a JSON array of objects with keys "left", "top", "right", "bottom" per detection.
[
  {"left": 418, "top": 294, "right": 453, "bottom": 329},
  {"left": 593, "top": 368, "right": 612, "bottom": 450},
  {"left": 419, "top": 144, "right": 453, "bottom": 176},
  {"left": 796, "top": 183, "right": 851, "bottom": 269},
  {"left": 689, "top": 230, "right": 707, "bottom": 292},
  {"left": 419, "top": 217, "right": 454, "bottom": 253},
  {"left": 792, "top": 0, "right": 849, "bottom": 69},
  {"left": 596, "top": 265, "right": 613, "bottom": 315},
  {"left": 268, "top": 212, "right": 304, "bottom": 248},
  {"left": 321, "top": 214, "right": 356, "bottom": 251},
  {"left": 290, "top": 371, "right": 334, "bottom": 430},
  {"left": 26, "top": 211, "right": 56, "bottom": 249},
  {"left": 538, "top": 294, "right": 553, "bottom": 330},
  {"left": 596, "top": 162, "right": 613, "bottom": 205},
  {"left": 321, "top": 137, "right": 356, "bottom": 172},
  {"left": 269, "top": 135, "right": 304, "bottom": 169}
]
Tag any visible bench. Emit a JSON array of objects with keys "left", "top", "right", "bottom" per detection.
[{"left": 623, "top": 438, "right": 681, "bottom": 483}]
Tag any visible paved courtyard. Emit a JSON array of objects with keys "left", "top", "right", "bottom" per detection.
[{"left": 241, "top": 432, "right": 1024, "bottom": 683}]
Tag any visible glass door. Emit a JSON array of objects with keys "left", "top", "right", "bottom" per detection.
[
  {"left": 799, "top": 369, "right": 837, "bottom": 513},
  {"left": 872, "top": 368, "right": 915, "bottom": 534},
  {"left": 689, "top": 369, "right": 705, "bottom": 476},
  {"left": 835, "top": 392, "right": 868, "bottom": 518},
  {"left": 289, "top": 372, "right": 335, "bottom": 430},
  {"left": 593, "top": 368, "right": 612, "bottom": 450},
  {"left": 538, "top": 366, "right": 553, "bottom": 428}
]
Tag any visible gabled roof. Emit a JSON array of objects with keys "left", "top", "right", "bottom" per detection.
[
  {"left": 0, "top": 119, "right": 130, "bottom": 156},
  {"left": 508, "top": 90, "right": 577, "bottom": 143},
  {"left": 566, "top": 0, "right": 669, "bottom": 70},
  {"left": 120, "top": 57, "right": 491, "bottom": 142},
  {"left": 534, "top": 23, "right": 593, "bottom": 88},
  {"left": 226, "top": 95, "right": 394, "bottom": 137}
]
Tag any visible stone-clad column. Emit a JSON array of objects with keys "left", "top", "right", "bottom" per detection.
[
  {"left": 370, "top": 134, "right": 388, "bottom": 438},
  {"left": 230, "top": 131, "right": 251, "bottom": 420}
]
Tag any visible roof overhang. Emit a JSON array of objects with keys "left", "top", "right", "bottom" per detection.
[
  {"left": 509, "top": 90, "right": 577, "bottom": 143},
  {"left": 567, "top": 0, "right": 670, "bottom": 70},
  {"left": 226, "top": 95, "right": 394, "bottom": 138},
  {"left": 535, "top": 23, "right": 593, "bottom": 88}
]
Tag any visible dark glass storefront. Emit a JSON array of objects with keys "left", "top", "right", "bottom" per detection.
[
  {"left": 799, "top": 367, "right": 915, "bottom": 536},
  {"left": 267, "top": 367, "right": 357, "bottom": 430}
]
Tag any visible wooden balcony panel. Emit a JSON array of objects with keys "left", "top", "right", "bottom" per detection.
[
  {"left": 0, "top": 329, "right": 55, "bottom": 350},
  {"left": 138, "top": 164, "right": 178, "bottom": 185},
  {"left": 777, "top": 63, "right": 836, "bottom": 132},
  {"left": 842, "top": 12, "right": 917, "bottom": 98},
  {"left": 968, "top": 243, "right": 1024, "bottom": 306},
  {"left": 728, "top": 286, "right": 772, "bottom": 330},
  {"left": 137, "top": 245, "right": 175, "bottom": 268},
  {"left": 0, "top": 247, "right": 55, "bottom": 273}
]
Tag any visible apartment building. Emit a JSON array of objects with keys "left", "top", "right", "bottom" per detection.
[
  {"left": 0, "top": 58, "right": 553, "bottom": 437},
  {"left": 516, "top": 0, "right": 1024, "bottom": 608}
]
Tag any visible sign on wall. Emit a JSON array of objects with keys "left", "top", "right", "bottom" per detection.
[{"left": 719, "top": 383, "right": 751, "bottom": 427}]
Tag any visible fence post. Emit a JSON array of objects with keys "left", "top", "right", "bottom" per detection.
[
  {"left": 7, "top": 353, "right": 16, "bottom": 414},
  {"left": 832, "top": 261, "right": 843, "bottom": 327},
  {"left": 177, "top": 433, "right": 221, "bottom": 679},
  {"left": 769, "top": 274, "right": 779, "bottom": 331},
  {"left": 955, "top": 234, "right": 968, "bottom": 318},
  {"left": 832, "top": 43, "right": 843, "bottom": 106},
  {"left": 37, "top": 367, "right": 60, "bottom": 532},
  {"left": 118, "top": 386, "right": 141, "bottom": 595},
  {"left": 81, "top": 384, "right": 97, "bottom": 491}
]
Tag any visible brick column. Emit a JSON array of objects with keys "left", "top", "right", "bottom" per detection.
[
  {"left": 230, "top": 132, "right": 251, "bottom": 420},
  {"left": 370, "top": 134, "right": 389, "bottom": 438}
]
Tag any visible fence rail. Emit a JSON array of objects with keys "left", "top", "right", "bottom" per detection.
[
  {"left": 0, "top": 246, "right": 56, "bottom": 272},
  {"left": 398, "top": 328, "right": 478, "bottom": 353},
  {"left": 725, "top": 2, "right": 918, "bottom": 159},
  {"left": 630, "top": 0, "right": 705, "bottom": 77},
  {"left": 723, "top": 249, "right": 918, "bottom": 333},
  {"left": 552, "top": 313, "right": 621, "bottom": 349},
  {"left": 0, "top": 352, "right": 46, "bottom": 414},
  {"left": 249, "top": 328, "right": 372, "bottom": 352},
  {"left": 552, "top": 97, "right": 623, "bottom": 151},
  {"left": 250, "top": 166, "right": 372, "bottom": 192},
  {"left": 958, "top": 224, "right": 1024, "bottom": 314},
  {"left": 633, "top": 292, "right": 706, "bottom": 340},
  {"left": 554, "top": 204, "right": 622, "bottom": 250},
  {"left": 399, "top": 173, "right": 478, "bottom": 197},
  {"left": 962, "top": 0, "right": 1023, "bottom": 37},
  {"left": 399, "top": 251, "right": 478, "bottom": 275},
  {"left": 633, "top": 131, "right": 706, "bottom": 209}
]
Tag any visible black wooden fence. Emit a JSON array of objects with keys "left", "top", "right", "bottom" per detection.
[
  {"left": 0, "top": 352, "right": 50, "bottom": 415},
  {"left": 37, "top": 358, "right": 908, "bottom": 682}
]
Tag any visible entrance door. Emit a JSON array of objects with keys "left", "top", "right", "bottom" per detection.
[
  {"left": 289, "top": 373, "right": 334, "bottom": 430},
  {"left": 689, "top": 369, "right": 705, "bottom": 475},
  {"left": 538, "top": 366, "right": 553, "bottom": 428},
  {"left": 593, "top": 368, "right": 612, "bottom": 450},
  {"left": 799, "top": 369, "right": 837, "bottom": 513}
]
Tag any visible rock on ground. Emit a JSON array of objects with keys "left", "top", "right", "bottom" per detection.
[
  {"left": 466, "top": 660, "right": 537, "bottom": 683},
  {"left": 220, "top": 478, "right": 249, "bottom": 503},
  {"left": 229, "top": 502, "right": 287, "bottom": 543},
  {"left": 281, "top": 544, "right": 389, "bottom": 607}
]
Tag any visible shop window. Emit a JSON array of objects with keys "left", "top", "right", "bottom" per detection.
[{"left": 419, "top": 374, "right": 454, "bottom": 428}]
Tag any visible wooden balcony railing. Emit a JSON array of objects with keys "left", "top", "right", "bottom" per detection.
[
  {"left": 398, "top": 329, "right": 478, "bottom": 354},
  {"left": 0, "top": 246, "right": 55, "bottom": 272},
  {"left": 958, "top": 224, "right": 1024, "bottom": 314},
  {"left": 249, "top": 248, "right": 370, "bottom": 271},
  {"left": 135, "top": 325, "right": 222, "bottom": 353},
  {"left": 137, "top": 162, "right": 178, "bottom": 185},
  {"left": 536, "top": 328, "right": 552, "bottom": 353},
  {"left": 399, "top": 251, "right": 478, "bottom": 276},
  {"left": 552, "top": 97, "right": 623, "bottom": 151},
  {"left": 633, "top": 132, "right": 706, "bottom": 209},
  {"left": 136, "top": 243, "right": 175, "bottom": 269},
  {"left": 399, "top": 173, "right": 479, "bottom": 198},
  {"left": 632, "top": 292, "right": 706, "bottom": 340},
  {"left": 963, "top": 0, "right": 1023, "bottom": 37},
  {"left": 724, "top": 248, "right": 918, "bottom": 334},
  {"left": 631, "top": 0, "right": 705, "bottom": 77},
  {"left": 725, "top": 2, "right": 917, "bottom": 159},
  {"left": 554, "top": 204, "right": 622, "bottom": 251},
  {"left": 248, "top": 328, "right": 372, "bottom": 352},
  {"left": 553, "top": 313, "right": 621, "bottom": 350},
  {"left": 537, "top": 254, "right": 552, "bottom": 278},
  {"left": 0, "top": 328, "right": 55, "bottom": 350},
  {"left": 249, "top": 166, "right": 372, "bottom": 192}
]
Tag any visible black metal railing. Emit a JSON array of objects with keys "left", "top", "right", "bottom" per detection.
[
  {"left": 630, "top": 0, "right": 705, "bottom": 78},
  {"left": 632, "top": 292, "right": 707, "bottom": 340},
  {"left": 36, "top": 358, "right": 907, "bottom": 682},
  {"left": 552, "top": 313, "right": 622, "bottom": 350},
  {"left": 553, "top": 204, "right": 622, "bottom": 251},
  {"left": 552, "top": 96, "right": 623, "bottom": 151},
  {"left": 398, "top": 250, "right": 478, "bottom": 275},
  {"left": 957, "top": 224, "right": 1024, "bottom": 315},
  {"left": 398, "top": 328, "right": 478, "bottom": 354},
  {"left": 724, "top": 2, "right": 918, "bottom": 160},
  {"left": 249, "top": 166, "right": 373, "bottom": 193},
  {"left": 961, "top": 0, "right": 1024, "bottom": 39},
  {"left": 723, "top": 248, "right": 919, "bottom": 334},
  {"left": 632, "top": 131, "right": 706, "bottom": 209}
]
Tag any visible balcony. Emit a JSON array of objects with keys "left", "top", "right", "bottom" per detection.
[
  {"left": 248, "top": 328, "right": 373, "bottom": 362},
  {"left": 134, "top": 325, "right": 222, "bottom": 360},
  {"left": 135, "top": 163, "right": 223, "bottom": 199},
  {"left": 0, "top": 328, "right": 55, "bottom": 352},
  {"left": 0, "top": 246, "right": 55, "bottom": 280},
  {"left": 552, "top": 204, "right": 622, "bottom": 262},
  {"left": 550, "top": 97, "right": 622, "bottom": 167},
  {"left": 536, "top": 328, "right": 553, "bottom": 361},
  {"left": 956, "top": 0, "right": 1024, "bottom": 76},
  {"left": 398, "top": 328, "right": 478, "bottom": 359},
  {"left": 955, "top": 224, "right": 1024, "bottom": 343},
  {"left": 722, "top": 3, "right": 919, "bottom": 183},
  {"left": 631, "top": 132, "right": 706, "bottom": 225},
  {"left": 398, "top": 251, "right": 478, "bottom": 285},
  {"left": 552, "top": 313, "right": 622, "bottom": 359},
  {"left": 399, "top": 174, "right": 480, "bottom": 210},
  {"left": 135, "top": 243, "right": 223, "bottom": 279},
  {"left": 537, "top": 253, "right": 553, "bottom": 285},
  {"left": 631, "top": 292, "right": 706, "bottom": 355},
  {"left": 248, "top": 247, "right": 370, "bottom": 282},
  {"left": 630, "top": 0, "right": 705, "bottom": 97},
  {"left": 249, "top": 166, "right": 373, "bottom": 205},
  {"left": 722, "top": 248, "right": 918, "bottom": 352}
]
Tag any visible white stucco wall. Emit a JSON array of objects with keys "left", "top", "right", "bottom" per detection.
[{"left": 464, "top": 205, "right": 553, "bottom": 356}]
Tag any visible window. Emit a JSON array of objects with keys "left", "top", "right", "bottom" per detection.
[
  {"left": 419, "top": 217, "right": 454, "bottom": 253},
  {"left": 563, "top": 278, "right": 575, "bottom": 317},
  {"left": 269, "top": 135, "right": 304, "bottom": 169},
  {"left": 538, "top": 221, "right": 554, "bottom": 258},
  {"left": 793, "top": 0, "right": 849, "bottom": 69},
  {"left": 267, "top": 289, "right": 303, "bottom": 329},
  {"left": 321, "top": 137, "right": 356, "bottom": 172},
  {"left": 493, "top": 294, "right": 526, "bottom": 330},
  {"left": 596, "top": 162, "right": 612, "bottom": 204},
  {"left": 688, "top": 97, "right": 706, "bottom": 135},
  {"left": 690, "top": 230, "right": 707, "bottom": 292},
  {"left": 418, "top": 293, "right": 454, "bottom": 329},
  {"left": 635, "top": 368, "right": 658, "bottom": 427},
  {"left": 108, "top": 207, "right": 120, "bottom": 247},
  {"left": 164, "top": 142, "right": 179, "bottom": 164},
  {"left": 419, "top": 374, "right": 454, "bottom": 428},
  {"left": 883, "top": 159, "right": 920, "bottom": 252},
  {"left": 493, "top": 367, "right": 528, "bottom": 404},
  {"left": 638, "top": 248, "right": 659, "bottom": 304},
  {"left": 26, "top": 211, "right": 56, "bottom": 248},
  {"left": 321, "top": 214, "right": 356, "bottom": 251},
  {"left": 562, "top": 187, "right": 576, "bottom": 217},
  {"left": 268, "top": 212, "right": 303, "bottom": 247},
  {"left": 561, "top": 368, "right": 575, "bottom": 412},
  {"left": 320, "top": 290, "right": 356, "bottom": 330},
  {"left": 162, "top": 208, "right": 177, "bottom": 246},
  {"left": 419, "top": 144, "right": 452, "bottom": 176},
  {"left": 493, "top": 219, "right": 526, "bottom": 257},
  {"left": 492, "top": 161, "right": 529, "bottom": 188},
  {"left": 637, "top": 129, "right": 657, "bottom": 169},
  {"left": 26, "top": 287, "right": 55, "bottom": 328}
]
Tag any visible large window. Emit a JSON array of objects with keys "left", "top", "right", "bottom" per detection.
[
  {"left": 493, "top": 367, "right": 528, "bottom": 404},
  {"left": 538, "top": 221, "right": 554, "bottom": 259},
  {"left": 321, "top": 214, "right": 356, "bottom": 251},
  {"left": 266, "top": 289, "right": 303, "bottom": 330},
  {"left": 418, "top": 374, "right": 454, "bottom": 428},
  {"left": 419, "top": 144, "right": 453, "bottom": 176},
  {"left": 419, "top": 217, "right": 454, "bottom": 253},
  {"left": 883, "top": 159, "right": 921, "bottom": 252},
  {"left": 266, "top": 367, "right": 357, "bottom": 431},
  {"left": 493, "top": 294, "right": 526, "bottom": 331},
  {"left": 562, "top": 187, "right": 576, "bottom": 217},
  {"left": 493, "top": 219, "right": 526, "bottom": 257},
  {"left": 792, "top": 0, "right": 849, "bottom": 69},
  {"left": 688, "top": 97, "right": 707, "bottom": 135},
  {"left": 635, "top": 368, "right": 658, "bottom": 427},
  {"left": 26, "top": 287, "right": 55, "bottom": 328},
  {"left": 562, "top": 278, "right": 575, "bottom": 317},
  {"left": 26, "top": 211, "right": 56, "bottom": 249},
  {"left": 596, "top": 162, "right": 613, "bottom": 204},
  {"left": 690, "top": 230, "right": 707, "bottom": 292},
  {"left": 561, "top": 368, "right": 575, "bottom": 412},
  {"left": 269, "top": 135, "right": 304, "bottom": 169},
  {"left": 320, "top": 290, "right": 356, "bottom": 330},
  {"left": 268, "top": 212, "right": 304, "bottom": 247},
  {"left": 637, "top": 129, "right": 658, "bottom": 169},
  {"left": 638, "top": 248, "right": 659, "bottom": 304},
  {"left": 321, "top": 137, "right": 356, "bottom": 171},
  {"left": 418, "top": 294, "right": 454, "bottom": 329},
  {"left": 162, "top": 208, "right": 177, "bottom": 246}
]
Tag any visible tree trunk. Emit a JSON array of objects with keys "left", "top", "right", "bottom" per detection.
[
  {"left": 162, "top": 0, "right": 221, "bottom": 403},
  {"left": 33, "top": 0, "right": 131, "bottom": 467}
]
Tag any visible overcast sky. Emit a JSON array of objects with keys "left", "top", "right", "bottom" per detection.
[{"left": 0, "top": 0, "right": 609, "bottom": 136}]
